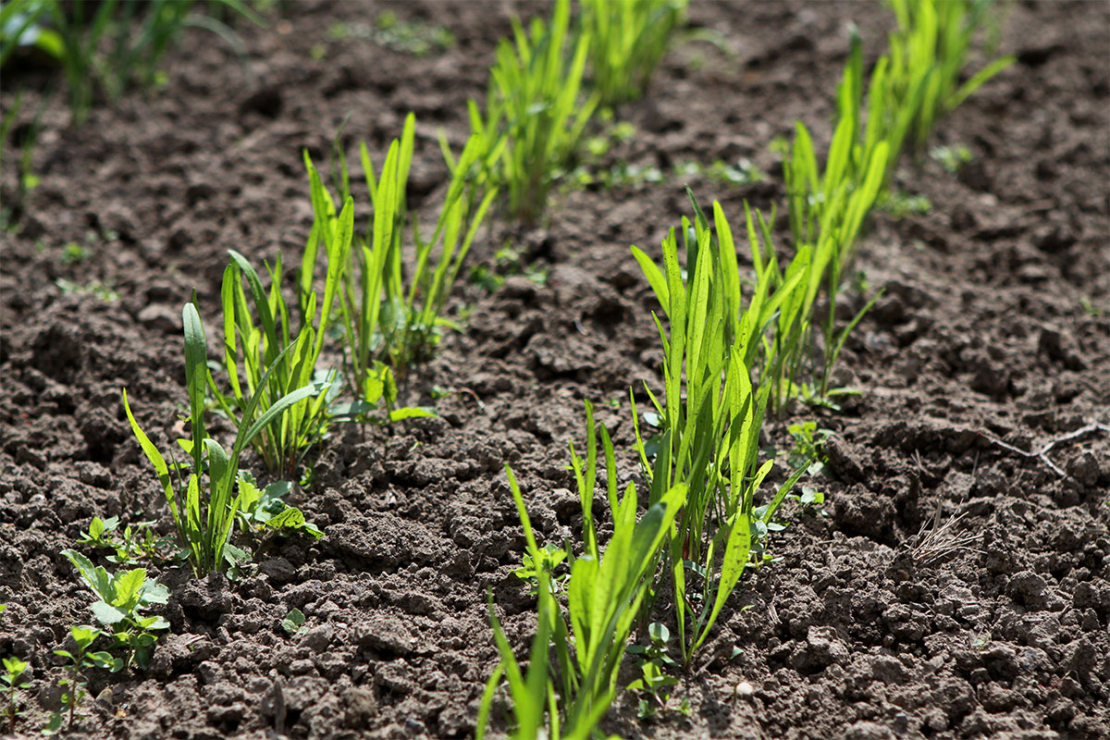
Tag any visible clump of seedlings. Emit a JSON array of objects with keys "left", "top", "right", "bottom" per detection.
[
  {"left": 312, "top": 113, "right": 496, "bottom": 415},
  {"left": 581, "top": 0, "right": 687, "bottom": 106},
  {"left": 123, "top": 303, "right": 317, "bottom": 576},
  {"left": 466, "top": 0, "right": 597, "bottom": 223}
]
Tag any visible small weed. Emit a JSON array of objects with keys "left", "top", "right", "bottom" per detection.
[
  {"left": 60, "top": 242, "right": 92, "bottom": 264},
  {"left": 512, "top": 541, "right": 568, "bottom": 595},
  {"left": 77, "top": 516, "right": 171, "bottom": 566},
  {"left": 235, "top": 472, "right": 323, "bottom": 541},
  {"left": 627, "top": 623, "right": 687, "bottom": 718},
  {"left": 786, "top": 485, "right": 827, "bottom": 516},
  {"left": 786, "top": 421, "right": 832, "bottom": 474},
  {"left": 328, "top": 13, "right": 454, "bottom": 57},
  {"left": 1079, "top": 296, "right": 1102, "bottom": 317},
  {"left": 281, "top": 608, "right": 306, "bottom": 636},
  {"left": 46, "top": 626, "right": 115, "bottom": 734},
  {"left": 62, "top": 551, "right": 170, "bottom": 669},
  {"left": 2, "top": 657, "right": 29, "bottom": 734},
  {"left": 55, "top": 279, "right": 119, "bottom": 301},
  {"left": 878, "top": 190, "right": 932, "bottom": 218},
  {"left": 675, "top": 158, "right": 766, "bottom": 186},
  {"left": 929, "top": 144, "right": 972, "bottom": 173}
]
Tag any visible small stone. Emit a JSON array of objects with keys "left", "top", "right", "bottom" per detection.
[
  {"left": 1067, "top": 451, "right": 1100, "bottom": 488},
  {"left": 137, "top": 304, "right": 182, "bottom": 334}
]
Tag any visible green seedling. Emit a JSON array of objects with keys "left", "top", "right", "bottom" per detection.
[
  {"left": 878, "top": 190, "right": 932, "bottom": 218},
  {"left": 61, "top": 242, "right": 92, "bottom": 264},
  {"left": 235, "top": 472, "right": 323, "bottom": 541},
  {"left": 281, "top": 608, "right": 306, "bottom": 636},
  {"left": 77, "top": 516, "right": 170, "bottom": 565},
  {"left": 469, "top": 241, "right": 548, "bottom": 293},
  {"left": 786, "top": 485, "right": 826, "bottom": 516},
  {"left": 0, "top": 87, "right": 47, "bottom": 228},
  {"left": 328, "top": 13, "right": 454, "bottom": 57},
  {"left": 581, "top": 0, "right": 687, "bottom": 106},
  {"left": 631, "top": 195, "right": 809, "bottom": 664},
  {"left": 311, "top": 114, "right": 495, "bottom": 408},
  {"left": 54, "top": 279, "right": 119, "bottom": 301},
  {"left": 675, "top": 158, "right": 766, "bottom": 186},
  {"left": 786, "top": 421, "right": 832, "bottom": 474},
  {"left": 465, "top": 0, "right": 597, "bottom": 222},
  {"left": 211, "top": 244, "right": 345, "bottom": 477},
  {"left": 886, "top": 0, "right": 1014, "bottom": 153},
  {"left": 2, "top": 656, "right": 29, "bottom": 734},
  {"left": 124, "top": 302, "right": 317, "bottom": 576},
  {"left": 626, "top": 622, "right": 687, "bottom": 718},
  {"left": 47, "top": 626, "right": 115, "bottom": 734},
  {"left": 479, "top": 462, "right": 684, "bottom": 739},
  {"left": 62, "top": 551, "right": 169, "bottom": 669},
  {"left": 512, "top": 541, "right": 569, "bottom": 595},
  {"left": 929, "top": 143, "right": 972, "bottom": 173}
]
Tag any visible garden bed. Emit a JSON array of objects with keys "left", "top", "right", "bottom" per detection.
[{"left": 1, "top": 1, "right": 1108, "bottom": 739}]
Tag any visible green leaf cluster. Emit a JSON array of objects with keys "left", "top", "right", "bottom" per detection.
[
  {"left": 310, "top": 113, "right": 495, "bottom": 409},
  {"left": 2, "top": 656, "right": 29, "bottom": 734},
  {"left": 235, "top": 472, "right": 323, "bottom": 540},
  {"left": 211, "top": 245, "right": 342, "bottom": 477},
  {"left": 479, "top": 452, "right": 684, "bottom": 740},
  {"left": 581, "top": 0, "right": 687, "bottom": 106},
  {"left": 466, "top": 0, "right": 597, "bottom": 223},
  {"left": 123, "top": 303, "right": 317, "bottom": 576},
  {"left": 45, "top": 626, "right": 115, "bottom": 735},
  {"left": 630, "top": 196, "right": 810, "bottom": 663},
  {"left": 61, "top": 550, "right": 170, "bottom": 669},
  {"left": 886, "top": 0, "right": 1014, "bottom": 154}
]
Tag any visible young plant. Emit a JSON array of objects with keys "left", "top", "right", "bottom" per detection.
[
  {"left": 234, "top": 472, "right": 323, "bottom": 541},
  {"left": 61, "top": 550, "right": 169, "bottom": 669},
  {"left": 626, "top": 622, "right": 686, "bottom": 718},
  {"left": 780, "top": 40, "right": 889, "bottom": 408},
  {"left": 581, "top": 0, "right": 686, "bottom": 106},
  {"left": 630, "top": 200, "right": 807, "bottom": 664},
  {"left": 310, "top": 113, "right": 496, "bottom": 411},
  {"left": 479, "top": 451, "right": 685, "bottom": 739},
  {"left": 886, "top": 0, "right": 1014, "bottom": 153},
  {"left": 123, "top": 302, "right": 317, "bottom": 576},
  {"left": 466, "top": 0, "right": 598, "bottom": 222},
  {"left": 211, "top": 237, "right": 349, "bottom": 476},
  {"left": 77, "top": 516, "right": 171, "bottom": 565},
  {"left": 2, "top": 656, "right": 29, "bottom": 734},
  {"left": 47, "top": 626, "right": 115, "bottom": 734}
]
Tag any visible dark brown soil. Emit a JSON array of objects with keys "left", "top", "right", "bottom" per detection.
[{"left": 1, "top": 2, "right": 1108, "bottom": 739}]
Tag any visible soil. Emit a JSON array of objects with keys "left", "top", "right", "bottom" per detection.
[{"left": 1, "top": 1, "right": 1108, "bottom": 739}]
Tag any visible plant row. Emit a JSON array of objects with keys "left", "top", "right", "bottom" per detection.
[{"left": 0, "top": 0, "right": 1012, "bottom": 736}]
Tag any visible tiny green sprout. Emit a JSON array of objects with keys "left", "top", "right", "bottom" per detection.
[
  {"left": 235, "top": 472, "right": 324, "bottom": 542},
  {"left": 282, "top": 608, "right": 306, "bottom": 636},
  {"left": 878, "top": 190, "right": 933, "bottom": 218},
  {"left": 787, "top": 422, "right": 833, "bottom": 475},
  {"left": 627, "top": 622, "right": 681, "bottom": 718},
  {"left": 54, "top": 279, "right": 119, "bottom": 301},
  {"left": 512, "top": 542, "right": 568, "bottom": 595},
  {"left": 61, "top": 242, "right": 91, "bottom": 264},
  {"left": 78, "top": 516, "right": 168, "bottom": 565},
  {"left": 50, "top": 626, "right": 115, "bottom": 734},
  {"left": 1079, "top": 296, "right": 1102, "bottom": 317},
  {"left": 929, "top": 144, "right": 972, "bottom": 173},
  {"left": 310, "top": 43, "right": 326, "bottom": 60},
  {"left": 787, "top": 485, "right": 827, "bottom": 516},
  {"left": 2, "top": 656, "right": 30, "bottom": 734}
]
